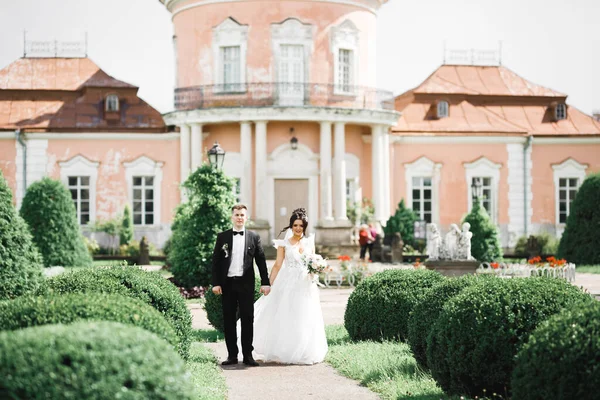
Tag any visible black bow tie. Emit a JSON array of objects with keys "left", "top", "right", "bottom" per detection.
[{"left": 233, "top": 231, "right": 244, "bottom": 236}]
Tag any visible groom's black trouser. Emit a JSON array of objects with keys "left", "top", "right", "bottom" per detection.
[{"left": 222, "top": 277, "right": 254, "bottom": 360}]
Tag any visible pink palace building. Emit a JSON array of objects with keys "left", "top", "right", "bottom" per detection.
[{"left": 1, "top": 0, "right": 599, "bottom": 250}]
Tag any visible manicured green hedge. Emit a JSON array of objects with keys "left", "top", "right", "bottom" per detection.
[
  {"left": 426, "top": 277, "right": 593, "bottom": 397},
  {"left": 0, "top": 292, "right": 178, "bottom": 351},
  {"left": 407, "top": 274, "right": 497, "bottom": 370},
  {"left": 512, "top": 301, "right": 600, "bottom": 400},
  {"left": 344, "top": 269, "right": 446, "bottom": 341},
  {"left": 462, "top": 201, "right": 503, "bottom": 262},
  {"left": 204, "top": 275, "right": 262, "bottom": 332},
  {"left": 19, "top": 177, "right": 92, "bottom": 268},
  {"left": 0, "top": 171, "right": 44, "bottom": 300},
  {"left": 38, "top": 266, "right": 192, "bottom": 359},
  {"left": 558, "top": 172, "right": 600, "bottom": 264},
  {"left": 0, "top": 321, "right": 195, "bottom": 399}
]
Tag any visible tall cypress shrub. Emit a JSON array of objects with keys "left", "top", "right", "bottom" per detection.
[
  {"left": 120, "top": 204, "right": 134, "bottom": 245},
  {"left": 168, "top": 164, "right": 235, "bottom": 288},
  {"left": 384, "top": 199, "right": 418, "bottom": 244},
  {"left": 462, "top": 201, "right": 503, "bottom": 262},
  {"left": 20, "top": 177, "right": 92, "bottom": 267},
  {"left": 558, "top": 172, "right": 600, "bottom": 264},
  {"left": 0, "top": 171, "right": 44, "bottom": 300}
]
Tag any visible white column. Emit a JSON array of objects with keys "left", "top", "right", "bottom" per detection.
[
  {"left": 255, "top": 121, "right": 268, "bottom": 222},
  {"left": 179, "top": 124, "right": 191, "bottom": 189},
  {"left": 240, "top": 121, "right": 252, "bottom": 213},
  {"left": 382, "top": 127, "right": 391, "bottom": 221},
  {"left": 190, "top": 123, "right": 203, "bottom": 171},
  {"left": 333, "top": 122, "right": 347, "bottom": 221},
  {"left": 371, "top": 125, "right": 385, "bottom": 223},
  {"left": 319, "top": 122, "right": 333, "bottom": 221}
]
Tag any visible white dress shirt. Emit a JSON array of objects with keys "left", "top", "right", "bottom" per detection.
[{"left": 227, "top": 228, "right": 245, "bottom": 277}]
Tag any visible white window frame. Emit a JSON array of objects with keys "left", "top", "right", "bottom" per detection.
[
  {"left": 331, "top": 19, "right": 359, "bottom": 95},
  {"left": 124, "top": 156, "right": 163, "bottom": 227},
  {"left": 271, "top": 18, "right": 314, "bottom": 87},
  {"left": 213, "top": 17, "right": 248, "bottom": 93},
  {"left": 105, "top": 94, "right": 119, "bottom": 112},
  {"left": 464, "top": 157, "right": 501, "bottom": 223},
  {"left": 437, "top": 100, "right": 449, "bottom": 118},
  {"left": 555, "top": 103, "right": 567, "bottom": 121},
  {"left": 405, "top": 156, "right": 442, "bottom": 225},
  {"left": 59, "top": 155, "right": 99, "bottom": 225},
  {"left": 552, "top": 158, "right": 587, "bottom": 226}
]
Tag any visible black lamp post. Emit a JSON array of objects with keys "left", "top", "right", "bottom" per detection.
[
  {"left": 290, "top": 127, "right": 298, "bottom": 150},
  {"left": 207, "top": 141, "right": 226, "bottom": 169},
  {"left": 471, "top": 177, "right": 483, "bottom": 203}
]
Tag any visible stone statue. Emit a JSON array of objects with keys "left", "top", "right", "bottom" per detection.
[
  {"left": 457, "top": 222, "right": 474, "bottom": 260},
  {"left": 139, "top": 236, "right": 150, "bottom": 265},
  {"left": 444, "top": 224, "right": 461, "bottom": 260},
  {"left": 426, "top": 223, "right": 442, "bottom": 260}
]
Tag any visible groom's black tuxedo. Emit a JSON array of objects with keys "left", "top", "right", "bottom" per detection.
[{"left": 211, "top": 228, "right": 269, "bottom": 361}]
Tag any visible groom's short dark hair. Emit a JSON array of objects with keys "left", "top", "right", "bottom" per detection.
[{"left": 231, "top": 204, "right": 248, "bottom": 213}]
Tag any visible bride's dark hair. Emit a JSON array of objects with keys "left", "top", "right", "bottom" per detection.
[{"left": 278, "top": 207, "right": 308, "bottom": 238}]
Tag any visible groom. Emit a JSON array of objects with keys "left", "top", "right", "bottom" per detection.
[{"left": 211, "top": 204, "right": 270, "bottom": 366}]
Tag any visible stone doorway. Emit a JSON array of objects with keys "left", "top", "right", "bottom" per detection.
[{"left": 273, "top": 179, "right": 309, "bottom": 238}]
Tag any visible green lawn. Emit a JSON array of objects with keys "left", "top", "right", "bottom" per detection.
[
  {"left": 325, "top": 325, "right": 476, "bottom": 400},
  {"left": 187, "top": 343, "right": 227, "bottom": 400},
  {"left": 576, "top": 265, "right": 600, "bottom": 274}
]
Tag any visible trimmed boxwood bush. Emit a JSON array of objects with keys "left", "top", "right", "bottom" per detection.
[
  {"left": 462, "top": 200, "right": 503, "bottom": 262},
  {"left": 558, "top": 172, "right": 600, "bottom": 264},
  {"left": 427, "top": 277, "right": 593, "bottom": 397},
  {"left": 168, "top": 164, "right": 236, "bottom": 288},
  {"left": 407, "top": 274, "right": 498, "bottom": 370},
  {"left": 37, "top": 266, "right": 192, "bottom": 359},
  {"left": 512, "top": 301, "right": 600, "bottom": 400},
  {"left": 344, "top": 269, "right": 446, "bottom": 341},
  {"left": 204, "top": 275, "right": 262, "bottom": 332},
  {"left": 20, "top": 177, "right": 92, "bottom": 268},
  {"left": 0, "top": 171, "right": 44, "bottom": 300},
  {"left": 0, "top": 293, "right": 178, "bottom": 351},
  {"left": 0, "top": 321, "right": 195, "bottom": 399}
]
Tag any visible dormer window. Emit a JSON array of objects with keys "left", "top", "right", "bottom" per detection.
[
  {"left": 437, "top": 101, "right": 449, "bottom": 118},
  {"left": 105, "top": 95, "right": 119, "bottom": 112},
  {"left": 555, "top": 103, "right": 567, "bottom": 121}
]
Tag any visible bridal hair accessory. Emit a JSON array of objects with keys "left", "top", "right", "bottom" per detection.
[{"left": 222, "top": 243, "right": 229, "bottom": 258}]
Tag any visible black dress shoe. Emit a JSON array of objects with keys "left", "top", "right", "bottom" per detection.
[
  {"left": 243, "top": 357, "right": 259, "bottom": 367},
  {"left": 221, "top": 358, "right": 238, "bottom": 366}
]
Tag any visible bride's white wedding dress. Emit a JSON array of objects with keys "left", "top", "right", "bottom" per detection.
[{"left": 250, "top": 233, "right": 328, "bottom": 364}]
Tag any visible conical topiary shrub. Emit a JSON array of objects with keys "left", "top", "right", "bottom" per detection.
[
  {"left": 384, "top": 199, "right": 418, "bottom": 245},
  {"left": 20, "top": 177, "right": 92, "bottom": 268},
  {"left": 120, "top": 204, "right": 134, "bottom": 246},
  {"left": 168, "top": 164, "right": 236, "bottom": 288},
  {"left": 462, "top": 201, "right": 503, "bottom": 262},
  {"left": 558, "top": 172, "right": 600, "bottom": 264},
  {"left": 0, "top": 171, "right": 44, "bottom": 300}
]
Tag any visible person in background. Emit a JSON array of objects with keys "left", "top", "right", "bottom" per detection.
[
  {"left": 358, "top": 224, "right": 373, "bottom": 261},
  {"left": 367, "top": 222, "right": 378, "bottom": 261}
]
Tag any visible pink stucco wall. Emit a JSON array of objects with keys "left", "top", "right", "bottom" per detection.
[
  {"left": 531, "top": 144, "right": 600, "bottom": 225},
  {"left": 392, "top": 143, "right": 510, "bottom": 226},
  {"left": 46, "top": 139, "right": 180, "bottom": 223},
  {"left": 0, "top": 139, "right": 17, "bottom": 203},
  {"left": 172, "top": 0, "right": 377, "bottom": 88}
]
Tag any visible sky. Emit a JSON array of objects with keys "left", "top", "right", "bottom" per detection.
[{"left": 1, "top": 0, "right": 599, "bottom": 115}]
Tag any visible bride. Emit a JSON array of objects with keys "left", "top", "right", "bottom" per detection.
[{"left": 250, "top": 208, "right": 328, "bottom": 364}]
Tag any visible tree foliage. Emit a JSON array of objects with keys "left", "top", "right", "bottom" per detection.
[
  {"left": 120, "top": 204, "right": 134, "bottom": 246},
  {"left": 384, "top": 199, "right": 418, "bottom": 244},
  {"left": 558, "top": 172, "right": 600, "bottom": 264},
  {"left": 462, "top": 201, "right": 503, "bottom": 262},
  {"left": 20, "top": 177, "right": 92, "bottom": 267},
  {"left": 168, "top": 164, "right": 236, "bottom": 288},
  {"left": 0, "top": 171, "right": 44, "bottom": 300}
]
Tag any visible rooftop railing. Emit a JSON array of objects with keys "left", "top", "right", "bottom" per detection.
[{"left": 174, "top": 82, "right": 395, "bottom": 111}]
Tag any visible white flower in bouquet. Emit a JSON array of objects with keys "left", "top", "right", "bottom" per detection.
[{"left": 300, "top": 253, "right": 328, "bottom": 275}]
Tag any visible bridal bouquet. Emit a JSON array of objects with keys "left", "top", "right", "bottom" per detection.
[{"left": 300, "top": 253, "right": 328, "bottom": 275}]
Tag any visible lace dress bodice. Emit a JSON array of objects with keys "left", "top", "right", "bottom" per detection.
[{"left": 273, "top": 235, "right": 315, "bottom": 271}]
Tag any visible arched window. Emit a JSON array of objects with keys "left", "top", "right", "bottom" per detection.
[
  {"left": 436, "top": 101, "right": 449, "bottom": 118},
  {"left": 105, "top": 94, "right": 119, "bottom": 112}
]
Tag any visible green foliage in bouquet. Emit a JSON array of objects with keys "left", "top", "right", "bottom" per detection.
[
  {"left": 0, "top": 171, "right": 44, "bottom": 300},
  {"left": 384, "top": 199, "right": 418, "bottom": 245},
  {"left": 168, "top": 164, "right": 236, "bottom": 288},
  {"left": 0, "top": 321, "right": 195, "bottom": 399},
  {"left": 462, "top": 201, "right": 502, "bottom": 262},
  {"left": 512, "top": 301, "right": 600, "bottom": 400},
  {"left": 558, "top": 172, "right": 600, "bottom": 264},
  {"left": 344, "top": 269, "right": 446, "bottom": 342},
  {"left": 19, "top": 177, "right": 92, "bottom": 267}
]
